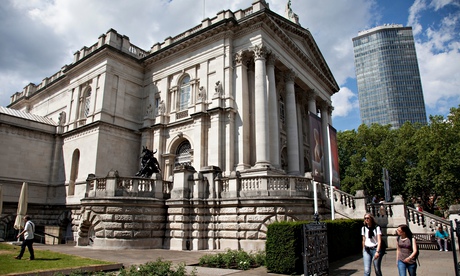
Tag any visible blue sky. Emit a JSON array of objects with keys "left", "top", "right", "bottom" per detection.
[{"left": 0, "top": 0, "right": 459, "bottom": 131}]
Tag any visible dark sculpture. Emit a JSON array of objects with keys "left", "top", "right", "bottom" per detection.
[{"left": 135, "top": 147, "right": 161, "bottom": 178}]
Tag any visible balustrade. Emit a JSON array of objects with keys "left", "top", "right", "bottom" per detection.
[
  {"left": 406, "top": 206, "right": 451, "bottom": 232},
  {"left": 322, "top": 184, "right": 355, "bottom": 210},
  {"left": 367, "top": 203, "right": 393, "bottom": 218},
  {"left": 86, "top": 174, "right": 161, "bottom": 198}
]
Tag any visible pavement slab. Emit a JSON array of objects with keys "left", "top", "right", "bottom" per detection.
[{"left": 31, "top": 244, "right": 458, "bottom": 276}]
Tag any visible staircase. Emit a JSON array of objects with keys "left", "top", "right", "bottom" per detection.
[{"left": 318, "top": 184, "right": 454, "bottom": 249}]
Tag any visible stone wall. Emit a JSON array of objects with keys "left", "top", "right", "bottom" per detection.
[{"left": 77, "top": 197, "right": 165, "bottom": 249}]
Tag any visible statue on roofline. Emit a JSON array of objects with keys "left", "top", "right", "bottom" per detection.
[{"left": 285, "top": 0, "right": 300, "bottom": 25}]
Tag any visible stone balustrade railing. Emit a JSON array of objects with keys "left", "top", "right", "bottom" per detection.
[
  {"left": 367, "top": 203, "right": 394, "bottom": 218},
  {"left": 224, "top": 175, "right": 313, "bottom": 198},
  {"left": 406, "top": 206, "right": 451, "bottom": 233},
  {"left": 322, "top": 184, "right": 356, "bottom": 209},
  {"left": 85, "top": 171, "right": 165, "bottom": 199}
]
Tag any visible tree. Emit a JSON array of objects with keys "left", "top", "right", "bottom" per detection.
[{"left": 338, "top": 105, "right": 460, "bottom": 211}]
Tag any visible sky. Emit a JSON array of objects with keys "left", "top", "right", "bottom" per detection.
[{"left": 0, "top": 0, "right": 459, "bottom": 131}]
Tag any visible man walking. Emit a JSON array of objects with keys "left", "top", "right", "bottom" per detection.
[{"left": 14, "top": 215, "right": 35, "bottom": 260}]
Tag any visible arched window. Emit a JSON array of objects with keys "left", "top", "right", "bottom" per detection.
[
  {"left": 69, "top": 149, "right": 80, "bottom": 196},
  {"left": 175, "top": 140, "right": 192, "bottom": 167},
  {"left": 179, "top": 75, "right": 190, "bottom": 111}
]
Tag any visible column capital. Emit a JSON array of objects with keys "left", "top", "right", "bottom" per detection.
[
  {"left": 234, "top": 50, "right": 248, "bottom": 66},
  {"left": 328, "top": 105, "right": 334, "bottom": 116},
  {"left": 307, "top": 89, "right": 317, "bottom": 100},
  {"left": 317, "top": 100, "right": 331, "bottom": 111},
  {"left": 251, "top": 43, "right": 268, "bottom": 60},
  {"left": 284, "top": 69, "right": 296, "bottom": 83},
  {"left": 266, "top": 53, "right": 277, "bottom": 66}
]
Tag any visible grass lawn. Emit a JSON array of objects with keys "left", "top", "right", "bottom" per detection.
[{"left": 0, "top": 242, "right": 117, "bottom": 275}]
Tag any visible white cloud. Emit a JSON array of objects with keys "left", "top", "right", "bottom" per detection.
[
  {"left": 412, "top": 0, "right": 460, "bottom": 114},
  {"left": 408, "top": 0, "right": 426, "bottom": 35},
  {"left": 1, "top": 0, "right": 459, "bottom": 130},
  {"left": 331, "top": 87, "right": 359, "bottom": 117}
]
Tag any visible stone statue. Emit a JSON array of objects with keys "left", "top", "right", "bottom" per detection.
[
  {"left": 285, "top": 0, "right": 299, "bottom": 24},
  {"left": 214, "top": 81, "right": 223, "bottom": 96},
  {"left": 198, "top": 86, "right": 206, "bottom": 101},
  {"left": 146, "top": 103, "right": 153, "bottom": 116},
  {"left": 158, "top": 100, "right": 165, "bottom": 115},
  {"left": 58, "top": 111, "right": 66, "bottom": 126},
  {"left": 135, "top": 147, "right": 161, "bottom": 178}
]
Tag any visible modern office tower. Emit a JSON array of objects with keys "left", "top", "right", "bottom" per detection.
[{"left": 353, "top": 24, "right": 427, "bottom": 128}]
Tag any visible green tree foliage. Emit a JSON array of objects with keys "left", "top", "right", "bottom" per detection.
[
  {"left": 337, "top": 106, "right": 460, "bottom": 210},
  {"left": 338, "top": 124, "right": 393, "bottom": 197}
]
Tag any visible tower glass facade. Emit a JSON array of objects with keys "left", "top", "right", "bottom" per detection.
[{"left": 353, "top": 25, "right": 427, "bottom": 129}]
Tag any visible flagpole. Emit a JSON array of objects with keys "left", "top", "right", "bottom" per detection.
[
  {"left": 313, "top": 180, "right": 318, "bottom": 214},
  {"left": 327, "top": 125, "right": 335, "bottom": 220}
]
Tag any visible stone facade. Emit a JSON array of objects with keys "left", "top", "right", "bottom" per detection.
[{"left": 0, "top": 1, "right": 340, "bottom": 250}]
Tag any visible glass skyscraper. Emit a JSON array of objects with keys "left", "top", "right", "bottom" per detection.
[{"left": 353, "top": 24, "right": 427, "bottom": 129}]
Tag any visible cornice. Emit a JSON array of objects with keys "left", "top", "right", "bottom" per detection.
[
  {"left": 62, "top": 121, "right": 140, "bottom": 142},
  {"left": 0, "top": 123, "right": 55, "bottom": 142},
  {"left": 143, "top": 20, "right": 235, "bottom": 67}
]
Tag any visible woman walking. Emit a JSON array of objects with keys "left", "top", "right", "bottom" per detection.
[
  {"left": 396, "top": 224, "right": 418, "bottom": 276},
  {"left": 362, "top": 213, "right": 383, "bottom": 276}
]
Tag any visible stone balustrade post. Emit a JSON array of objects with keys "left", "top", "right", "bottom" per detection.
[
  {"left": 381, "top": 195, "right": 407, "bottom": 248},
  {"left": 353, "top": 190, "right": 368, "bottom": 218},
  {"left": 151, "top": 173, "right": 164, "bottom": 199},
  {"left": 85, "top": 173, "right": 96, "bottom": 197},
  {"left": 192, "top": 172, "right": 205, "bottom": 199},
  {"left": 104, "top": 169, "right": 118, "bottom": 197},
  {"left": 171, "top": 165, "right": 196, "bottom": 199},
  {"left": 259, "top": 178, "right": 269, "bottom": 196},
  {"left": 199, "top": 166, "right": 222, "bottom": 199},
  {"left": 223, "top": 171, "right": 240, "bottom": 198},
  {"left": 289, "top": 178, "right": 296, "bottom": 192},
  {"left": 132, "top": 179, "right": 139, "bottom": 195}
]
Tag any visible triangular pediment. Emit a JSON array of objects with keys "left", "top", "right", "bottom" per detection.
[{"left": 260, "top": 11, "right": 339, "bottom": 92}]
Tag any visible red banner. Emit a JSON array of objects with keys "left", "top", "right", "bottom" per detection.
[{"left": 309, "top": 113, "right": 323, "bottom": 182}]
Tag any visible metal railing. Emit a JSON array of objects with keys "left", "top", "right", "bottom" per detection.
[{"left": 33, "top": 231, "right": 60, "bottom": 245}]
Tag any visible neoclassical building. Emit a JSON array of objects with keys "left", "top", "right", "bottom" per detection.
[{"left": 0, "top": 0, "right": 339, "bottom": 250}]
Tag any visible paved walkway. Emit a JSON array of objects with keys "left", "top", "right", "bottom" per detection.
[{"left": 35, "top": 244, "right": 458, "bottom": 275}]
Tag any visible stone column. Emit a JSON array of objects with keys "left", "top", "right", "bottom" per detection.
[
  {"left": 225, "top": 112, "right": 235, "bottom": 174},
  {"left": 320, "top": 102, "right": 330, "bottom": 184},
  {"left": 267, "top": 53, "right": 280, "bottom": 168},
  {"left": 234, "top": 51, "right": 251, "bottom": 170},
  {"left": 307, "top": 89, "right": 317, "bottom": 114},
  {"left": 252, "top": 44, "right": 270, "bottom": 168},
  {"left": 285, "top": 69, "right": 300, "bottom": 175}
]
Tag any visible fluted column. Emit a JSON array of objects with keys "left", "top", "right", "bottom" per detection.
[
  {"left": 307, "top": 89, "right": 317, "bottom": 114},
  {"left": 267, "top": 53, "right": 280, "bottom": 168},
  {"left": 234, "top": 51, "right": 251, "bottom": 170},
  {"left": 320, "top": 102, "right": 330, "bottom": 184},
  {"left": 285, "top": 69, "right": 300, "bottom": 175},
  {"left": 253, "top": 44, "right": 270, "bottom": 167}
]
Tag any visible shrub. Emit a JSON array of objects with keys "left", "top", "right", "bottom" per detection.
[
  {"left": 198, "top": 249, "right": 265, "bottom": 270},
  {"left": 265, "top": 221, "right": 304, "bottom": 275},
  {"left": 118, "top": 258, "right": 196, "bottom": 276}
]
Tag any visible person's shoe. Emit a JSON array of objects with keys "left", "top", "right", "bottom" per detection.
[
  {"left": 14, "top": 256, "right": 21, "bottom": 259},
  {"left": 445, "top": 249, "right": 449, "bottom": 251},
  {"left": 28, "top": 258, "right": 34, "bottom": 260},
  {"left": 439, "top": 249, "right": 443, "bottom": 251}
]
